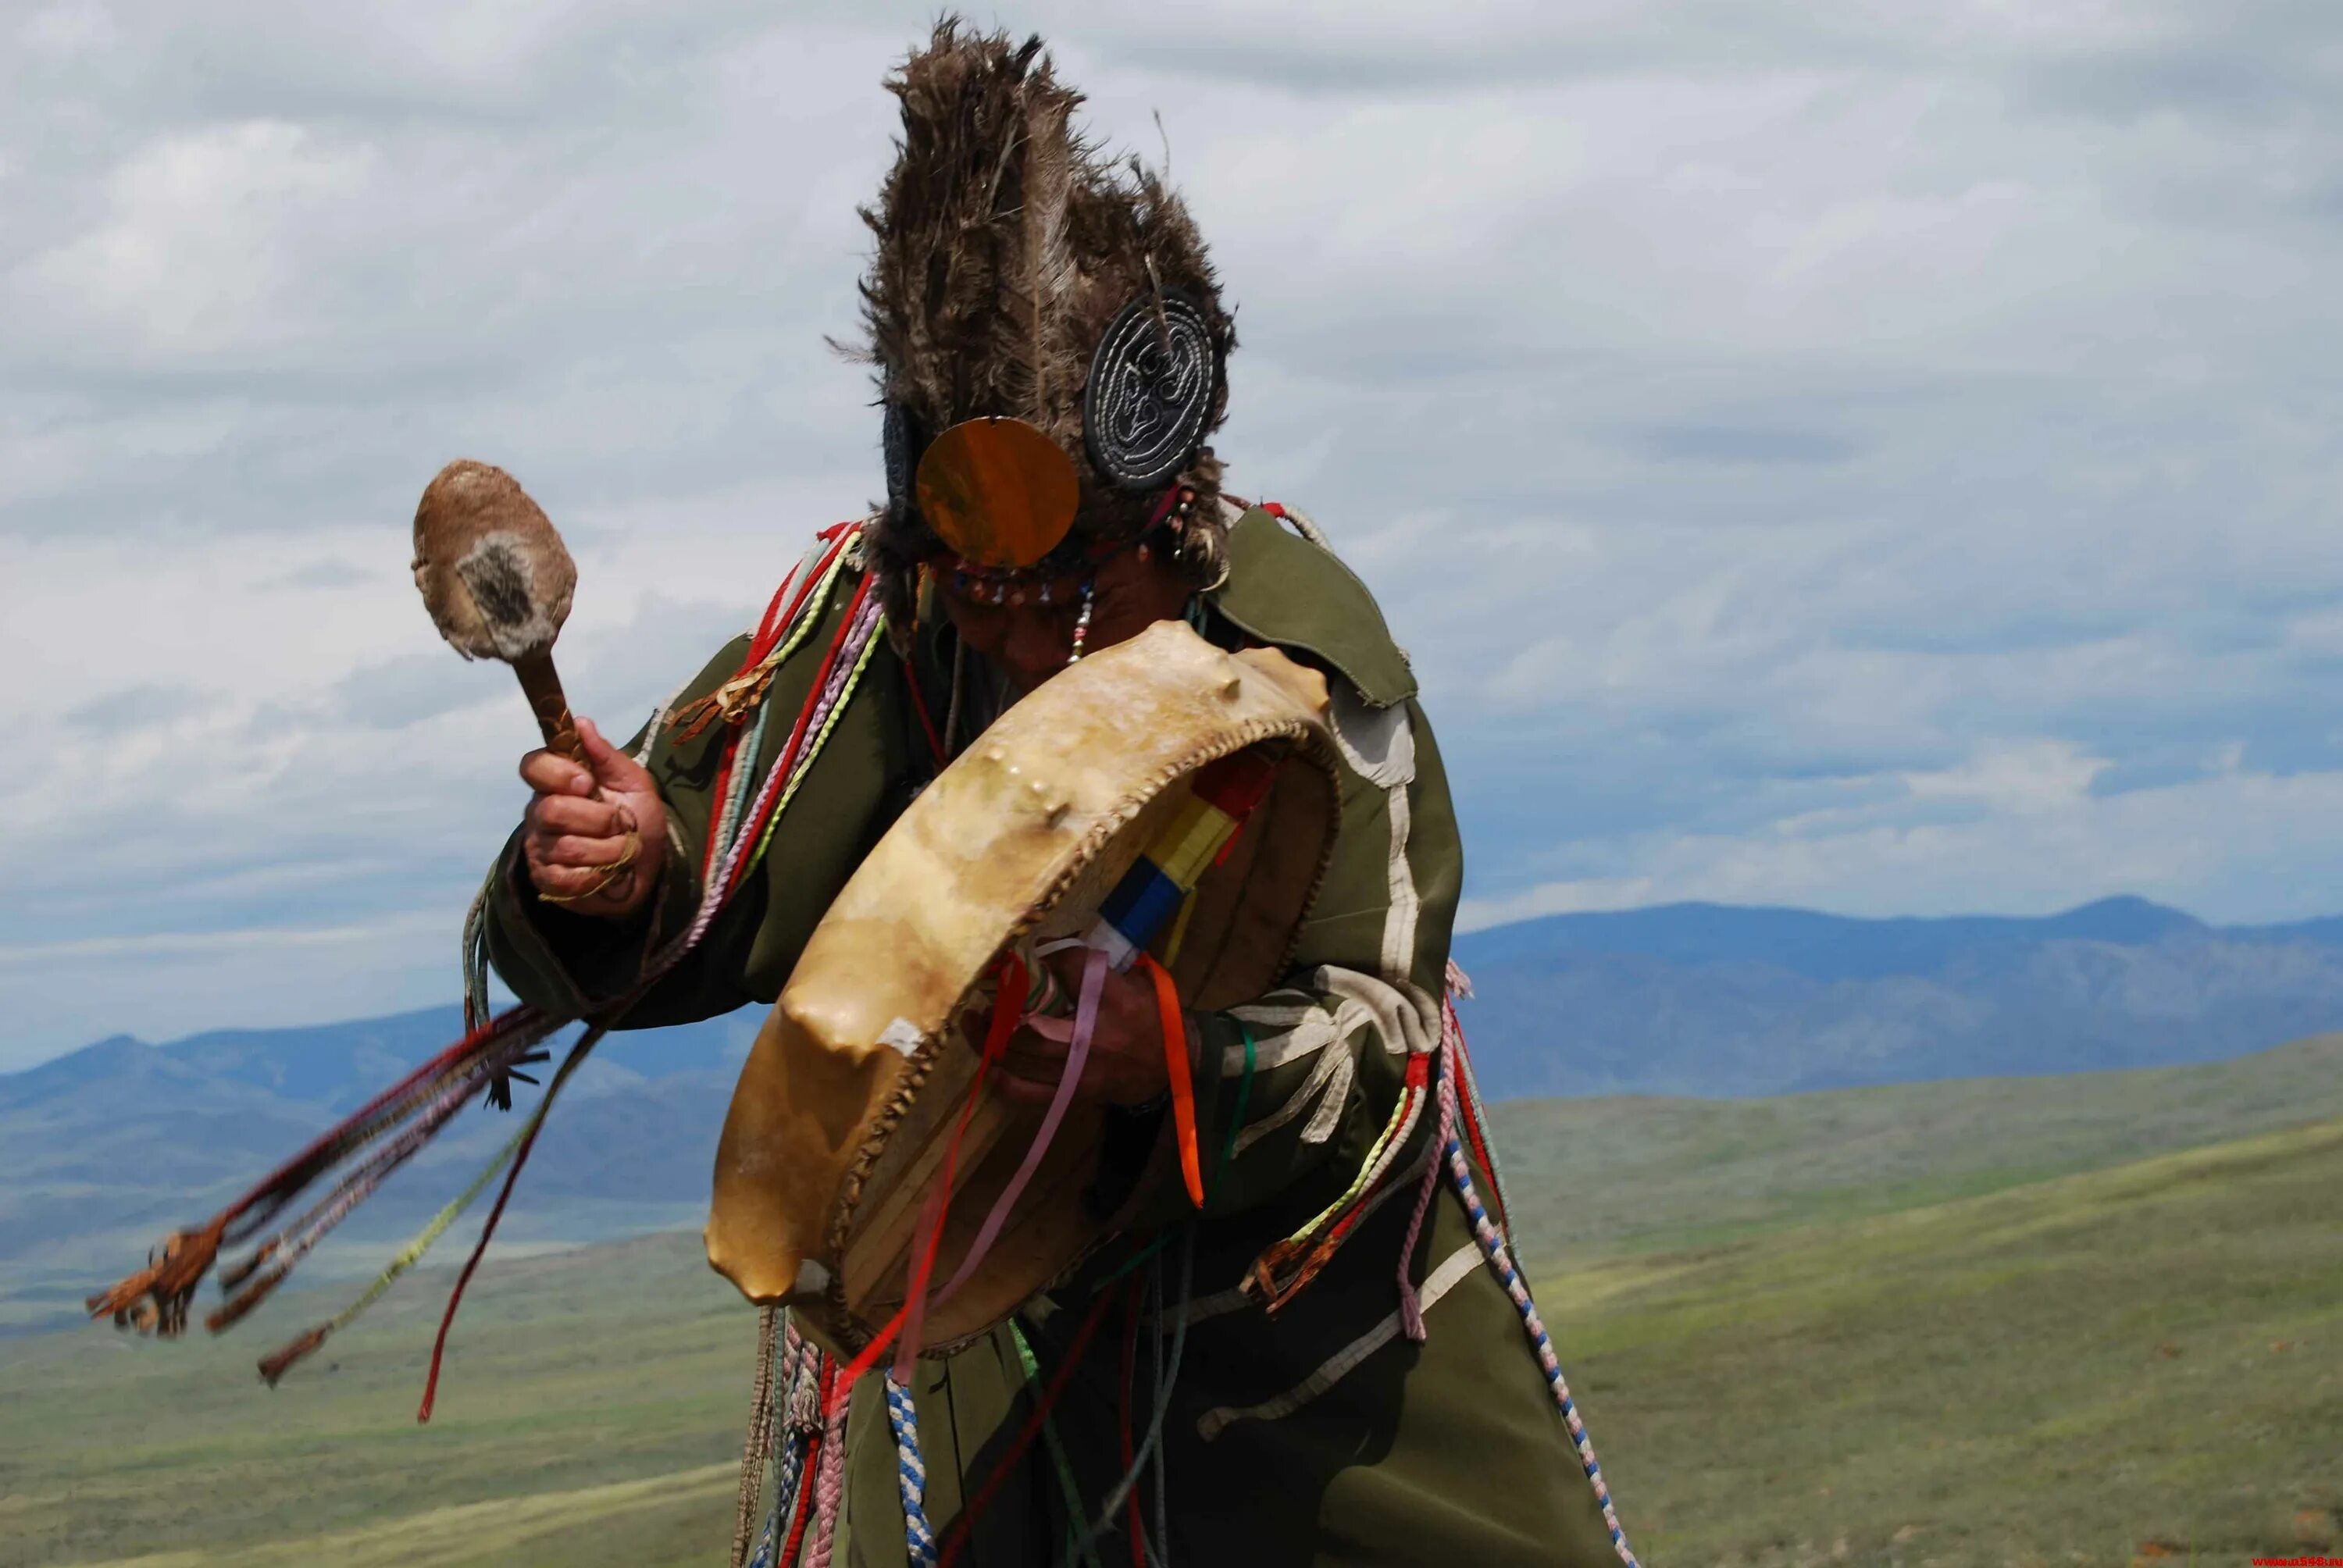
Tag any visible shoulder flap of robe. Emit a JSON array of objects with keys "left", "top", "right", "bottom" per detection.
[{"left": 1211, "top": 507, "right": 1419, "bottom": 710}]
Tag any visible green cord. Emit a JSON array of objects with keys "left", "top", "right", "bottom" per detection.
[
  {"left": 1011, "top": 1320, "right": 1102, "bottom": 1568},
  {"left": 1022, "top": 1021, "right": 1257, "bottom": 1559},
  {"left": 1097, "top": 1230, "right": 1171, "bottom": 1288}
]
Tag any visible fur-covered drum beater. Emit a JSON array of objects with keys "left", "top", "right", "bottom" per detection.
[{"left": 410, "top": 458, "right": 586, "bottom": 763}]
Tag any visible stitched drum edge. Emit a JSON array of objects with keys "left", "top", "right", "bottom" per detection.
[
  {"left": 811, "top": 714, "right": 1342, "bottom": 1353},
  {"left": 920, "top": 726, "right": 1343, "bottom": 1361}
]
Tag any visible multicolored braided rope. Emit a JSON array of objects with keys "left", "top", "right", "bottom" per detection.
[
  {"left": 1444, "top": 1086, "right": 1639, "bottom": 1567},
  {"left": 886, "top": 1374, "right": 937, "bottom": 1568}
]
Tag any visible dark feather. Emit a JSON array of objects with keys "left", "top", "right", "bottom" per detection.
[{"left": 856, "top": 18, "right": 1236, "bottom": 608}]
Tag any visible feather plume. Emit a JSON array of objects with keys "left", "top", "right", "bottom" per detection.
[{"left": 855, "top": 19, "right": 1237, "bottom": 608}]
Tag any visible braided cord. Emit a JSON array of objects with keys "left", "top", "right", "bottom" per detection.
[
  {"left": 710, "top": 694, "right": 778, "bottom": 871},
  {"left": 705, "top": 537, "right": 843, "bottom": 854},
  {"left": 250, "top": 1074, "right": 540, "bottom": 1384},
  {"left": 1276, "top": 1049, "right": 1427, "bottom": 1248},
  {"left": 1393, "top": 1046, "right": 1455, "bottom": 1344},
  {"left": 698, "top": 539, "right": 855, "bottom": 907},
  {"left": 750, "top": 1347, "right": 817, "bottom": 1568},
  {"left": 1444, "top": 994, "right": 1513, "bottom": 1229},
  {"left": 1445, "top": 1113, "right": 1638, "bottom": 1567},
  {"left": 732, "top": 1304, "right": 783, "bottom": 1568},
  {"left": 770, "top": 1327, "right": 821, "bottom": 1554},
  {"left": 804, "top": 1370, "right": 849, "bottom": 1568},
  {"left": 751, "top": 595, "right": 886, "bottom": 865},
  {"left": 886, "top": 1375, "right": 938, "bottom": 1568}
]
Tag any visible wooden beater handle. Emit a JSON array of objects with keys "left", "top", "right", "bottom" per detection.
[{"left": 511, "top": 649, "right": 585, "bottom": 764}]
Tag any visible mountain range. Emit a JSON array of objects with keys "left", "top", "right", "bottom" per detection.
[
  {"left": 1454, "top": 893, "right": 2343, "bottom": 1096},
  {"left": 9, "top": 893, "right": 2343, "bottom": 1330}
]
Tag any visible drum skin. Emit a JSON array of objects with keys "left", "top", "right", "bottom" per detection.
[{"left": 705, "top": 620, "right": 1339, "bottom": 1355}]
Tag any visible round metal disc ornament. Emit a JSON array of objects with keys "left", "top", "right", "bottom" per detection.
[
  {"left": 914, "top": 416, "right": 1082, "bottom": 568},
  {"left": 1082, "top": 291, "right": 1219, "bottom": 491}
]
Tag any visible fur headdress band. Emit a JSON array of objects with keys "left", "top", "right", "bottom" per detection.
[{"left": 853, "top": 19, "right": 1237, "bottom": 629}]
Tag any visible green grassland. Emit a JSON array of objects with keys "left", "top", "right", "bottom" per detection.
[
  {"left": 1560, "top": 1115, "right": 2343, "bottom": 1564},
  {"left": 4, "top": 1048, "right": 2341, "bottom": 1566},
  {"left": 0, "top": 1233, "right": 754, "bottom": 1568},
  {"left": 1486, "top": 1032, "right": 2343, "bottom": 1262}
]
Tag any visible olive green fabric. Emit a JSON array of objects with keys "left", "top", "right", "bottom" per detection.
[
  {"left": 1215, "top": 508, "right": 1418, "bottom": 709},
  {"left": 482, "top": 515, "right": 1628, "bottom": 1566},
  {"left": 837, "top": 1170, "right": 1619, "bottom": 1567}
]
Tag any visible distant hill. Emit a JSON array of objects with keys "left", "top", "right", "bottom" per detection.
[
  {"left": 1450, "top": 894, "right": 2343, "bottom": 1096},
  {"left": 10, "top": 894, "right": 2343, "bottom": 1329},
  {"left": 0, "top": 1006, "right": 761, "bottom": 1331}
]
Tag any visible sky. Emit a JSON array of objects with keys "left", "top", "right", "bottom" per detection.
[{"left": 6, "top": 0, "right": 2343, "bottom": 1067}]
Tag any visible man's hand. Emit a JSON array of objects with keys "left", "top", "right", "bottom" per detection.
[
  {"left": 519, "top": 717, "right": 668, "bottom": 919},
  {"left": 993, "top": 949, "right": 1176, "bottom": 1107}
]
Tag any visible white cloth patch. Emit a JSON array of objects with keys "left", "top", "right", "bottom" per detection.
[
  {"left": 1378, "top": 777, "right": 1419, "bottom": 985},
  {"left": 1296, "top": 1048, "right": 1357, "bottom": 1146},
  {"left": 1328, "top": 683, "right": 1416, "bottom": 789},
  {"left": 1224, "top": 993, "right": 1375, "bottom": 1075},
  {"left": 1233, "top": 1041, "right": 1353, "bottom": 1156},
  {"left": 1314, "top": 964, "right": 1441, "bottom": 1058},
  {"left": 1325, "top": 688, "right": 1425, "bottom": 987},
  {"left": 1194, "top": 1239, "right": 1483, "bottom": 1441}
]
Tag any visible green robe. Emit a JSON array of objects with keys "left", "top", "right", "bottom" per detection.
[{"left": 484, "top": 509, "right": 1628, "bottom": 1566}]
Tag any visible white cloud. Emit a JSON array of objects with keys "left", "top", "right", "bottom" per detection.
[
  {"left": 1457, "top": 743, "right": 2343, "bottom": 930},
  {"left": 1899, "top": 739, "right": 2109, "bottom": 816},
  {"left": 6, "top": 2, "right": 2343, "bottom": 1066},
  {"left": 25, "top": 120, "right": 374, "bottom": 353},
  {"left": 20, "top": 2, "right": 118, "bottom": 61}
]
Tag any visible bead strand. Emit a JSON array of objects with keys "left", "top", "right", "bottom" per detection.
[{"left": 1066, "top": 578, "right": 1097, "bottom": 665}]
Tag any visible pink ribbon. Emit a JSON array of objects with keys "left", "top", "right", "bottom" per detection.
[{"left": 930, "top": 946, "right": 1109, "bottom": 1310}]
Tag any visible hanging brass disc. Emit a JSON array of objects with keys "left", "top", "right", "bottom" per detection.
[{"left": 914, "top": 417, "right": 1081, "bottom": 569}]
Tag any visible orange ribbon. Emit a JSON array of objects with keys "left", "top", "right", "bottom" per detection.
[{"left": 1138, "top": 953, "right": 1206, "bottom": 1209}]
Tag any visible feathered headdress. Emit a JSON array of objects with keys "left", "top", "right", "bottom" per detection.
[{"left": 852, "top": 20, "right": 1237, "bottom": 625}]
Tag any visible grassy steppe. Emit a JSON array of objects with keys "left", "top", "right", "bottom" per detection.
[
  {"left": 0, "top": 1232, "right": 753, "bottom": 1567},
  {"left": 4, "top": 1092, "right": 2339, "bottom": 1564},
  {"left": 1488, "top": 1032, "right": 2343, "bottom": 1261},
  {"left": 1561, "top": 1116, "right": 2343, "bottom": 1564}
]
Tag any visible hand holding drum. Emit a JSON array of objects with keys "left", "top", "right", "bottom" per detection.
[{"left": 411, "top": 460, "right": 665, "bottom": 915}]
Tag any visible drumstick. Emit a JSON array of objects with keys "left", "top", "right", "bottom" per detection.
[{"left": 409, "top": 460, "right": 584, "bottom": 762}]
